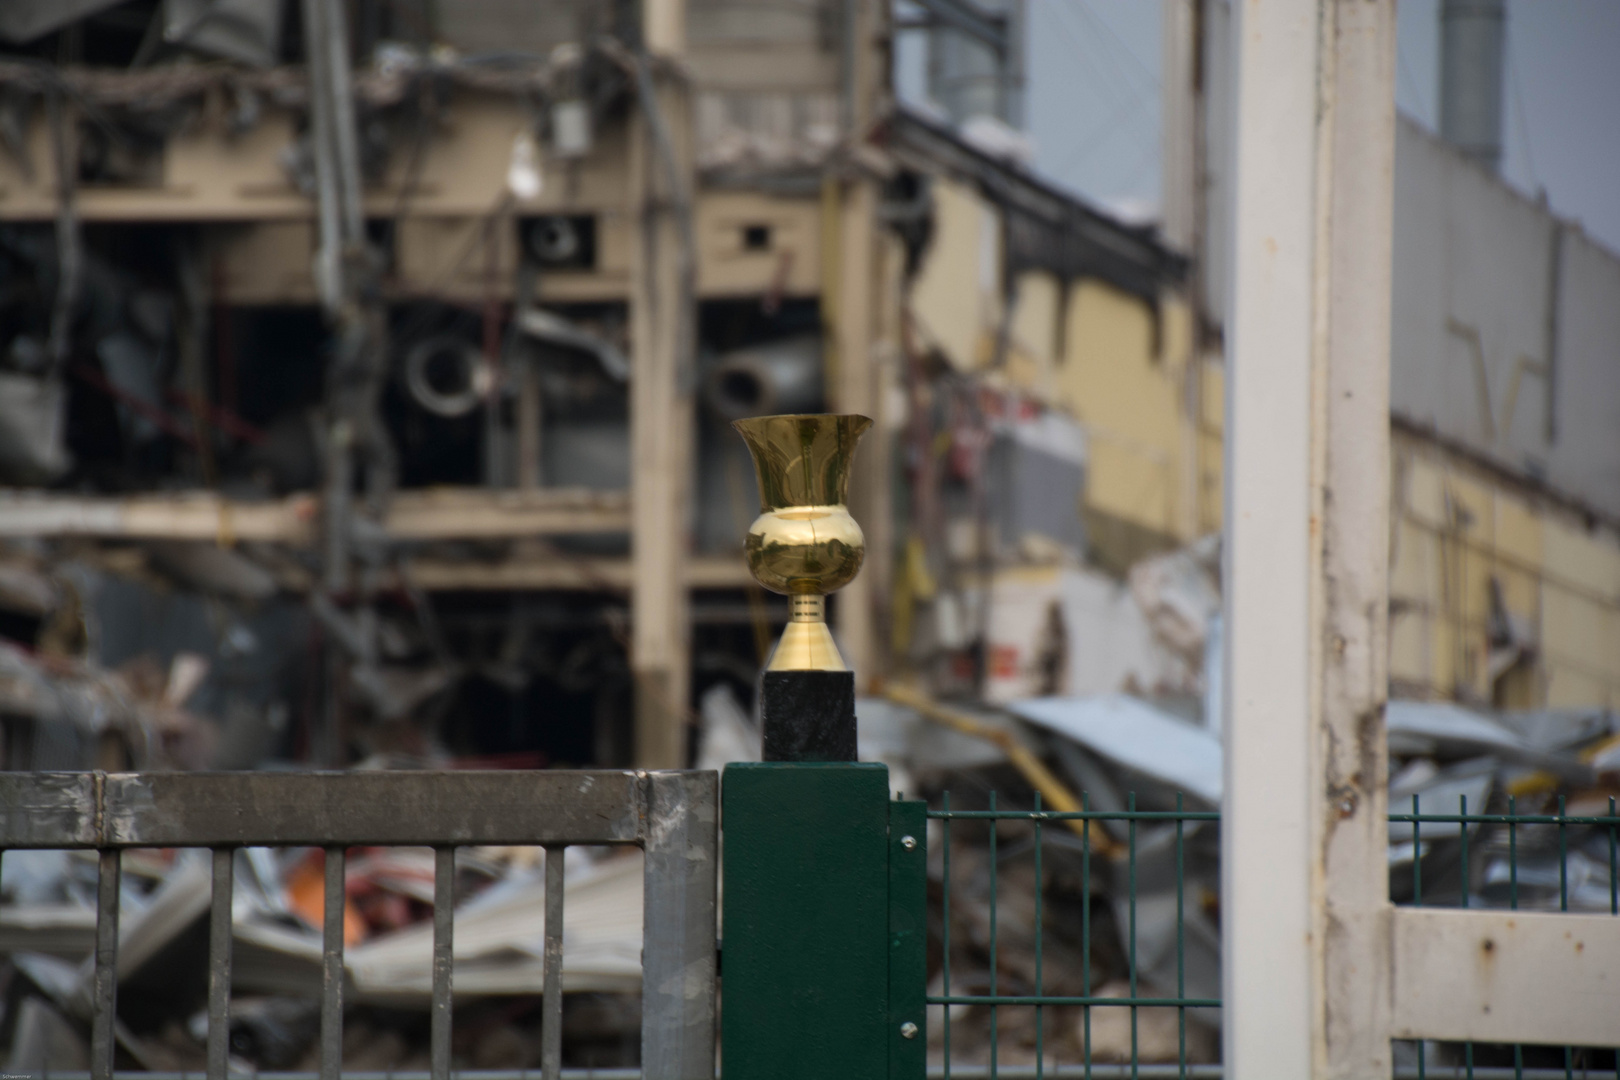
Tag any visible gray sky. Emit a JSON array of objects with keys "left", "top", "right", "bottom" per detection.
[{"left": 896, "top": 1, "right": 1620, "bottom": 253}]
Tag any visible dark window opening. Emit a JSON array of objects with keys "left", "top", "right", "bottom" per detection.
[{"left": 742, "top": 224, "right": 772, "bottom": 252}]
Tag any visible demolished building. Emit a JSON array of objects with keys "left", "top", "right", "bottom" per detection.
[
  {"left": 0, "top": 0, "right": 1617, "bottom": 1072},
  {"left": 0, "top": 0, "right": 1190, "bottom": 773}
]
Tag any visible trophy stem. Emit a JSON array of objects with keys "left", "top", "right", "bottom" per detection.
[
  {"left": 767, "top": 594, "right": 846, "bottom": 672},
  {"left": 789, "top": 595, "right": 824, "bottom": 622}
]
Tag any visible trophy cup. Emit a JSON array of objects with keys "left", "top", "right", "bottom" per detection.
[{"left": 733, "top": 413, "right": 872, "bottom": 759}]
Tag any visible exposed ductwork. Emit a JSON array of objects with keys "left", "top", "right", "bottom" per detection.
[{"left": 701, "top": 334, "right": 822, "bottom": 422}]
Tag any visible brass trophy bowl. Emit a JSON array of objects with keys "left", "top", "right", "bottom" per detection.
[{"left": 733, "top": 414, "right": 873, "bottom": 672}]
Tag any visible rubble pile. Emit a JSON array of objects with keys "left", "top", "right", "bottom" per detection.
[{"left": 0, "top": 537, "right": 1614, "bottom": 1072}]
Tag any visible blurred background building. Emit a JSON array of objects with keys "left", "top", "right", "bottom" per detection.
[
  {"left": 0, "top": 0, "right": 1612, "bottom": 777},
  {"left": 0, "top": 2, "right": 1616, "bottom": 1073}
]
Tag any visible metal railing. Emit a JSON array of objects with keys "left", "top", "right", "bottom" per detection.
[
  {"left": 1392, "top": 794, "right": 1620, "bottom": 1080},
  {"left": 931, "top": 792, "right": 1620, "bottom": 1080},
  {"left": 0, "top": 770, "right": 717, "bottom": 1080}
]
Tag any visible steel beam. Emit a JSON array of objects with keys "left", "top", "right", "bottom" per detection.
[
  {"left": 0, "top": 488, "right": 632, "bottom": 543},
  {"left": 0, "top": 770, "right": 645, "bottom": 847}
]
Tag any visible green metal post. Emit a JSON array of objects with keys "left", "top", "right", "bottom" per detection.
[{"left": 721, "top": 762, "right": 926, "bottom": 1080}]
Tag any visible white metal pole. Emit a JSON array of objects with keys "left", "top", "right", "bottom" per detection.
[
  {"left": 1222, "top": 2, "right": 1319, "bottom": 1069},
  {"left": 1222, "top": 1, "right": 1397, "bottom": 1076}
]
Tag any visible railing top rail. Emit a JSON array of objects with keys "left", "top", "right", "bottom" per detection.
[{"left": 0, "top": 769, "right": 698, "bottom": 848}]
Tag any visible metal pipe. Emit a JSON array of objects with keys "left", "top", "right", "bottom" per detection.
[
  {"left": 701, "top": 335, "right": 823, "bottom": 421},
  {"left": 1439, "top": 0, "right": 1506, "bottom": 171},
  {"left": 207, "top": 848, "right": 234, "bottom": 1080},
  {"left": 320, "top": 0, "right": 364, "bottom": 247},
  {"left": 430, "top": 846, "right": 454, "bottom": 1080},
  {"left": 47, "top": 88, "right": 80, "bottom": 375},
  {"left": 540, "top": 846, "right": 565, "bottom": 1080},
  {"left": 300, "top": 0, "right": 343, "bottom": 314},
  {"left": 320, "top": 847, "right": 346, "bottom": 1080},
  {"left": 92, "top": 849, "right": 120, "bottom": 1080}
]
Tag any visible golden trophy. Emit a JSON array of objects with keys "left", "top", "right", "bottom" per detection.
[{"left": 733, "top": 413, "right": 872, "bottom": 673}]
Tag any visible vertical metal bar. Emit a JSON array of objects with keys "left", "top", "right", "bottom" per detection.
[
  {"left": 1175, "top": 794, "right": 1186, "bottom": 1080},
  {"left": 1223, "top": 0, "right": 1397, "bottom": 1073},
  {"left": 1609, "top": 796, "right": 1617, "bottom": 916},
  {"left": 1411, "top": 794, "right": 1422, "bottom": 907},
  {"left": 542, "top": 845, "right": 565, "bottom": 1080},
  {"left": 1081, "top": 791, "right": 1092, "bottom": 1080},
  {"left": 1460, "top": 795, "right": 1474, "bottom": 1080},
  {"left": 1557, "top": 796, "right": 1571, "bottom": 1080},
  {"left": 208, "top": 848, "right": 234, "bottom": 1080},
  {"left": 1459, "top": 795, "right": 1470, "bottom": 909},
  {"left": 1508, "top": 795, "right": 1518, "bottom": 909},
  {"left": 1503, "top": 793, "right": 1516, "bottom": 1080},
  {"left": 432, "top": 846, "right": 455, "bottom": 1080},
  {"left": 987, "top": 791, "right": 998, "bottom": 1080},
  {"left": 92, "top": 848, "right": 121, "bottom": 1080},
  {"left": 1557, "top": 796, "right": 1568, "bottom": 912},
  {"left": 1127, "top": 792, "right": 1138, "bottom": 1080},
  {"left": 1033, "top": 792, "right": 1043, "bottom": 1080},
  {"left": 942, "top": 792, "right": 952, "bottom": 1080},
  {"left": 1414, "top": 800, "right": 1424, "bottom": 1080},
  {"left": 640, "top": 771, "right": 717, "bottom": 1080},
  {"left": 321, "top": 846, "right": 346, "bottom": 1080}
]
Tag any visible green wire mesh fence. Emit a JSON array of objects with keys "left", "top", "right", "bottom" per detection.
[{"left": 929, "top": 791, "right": 1620, "bottom": 1080}]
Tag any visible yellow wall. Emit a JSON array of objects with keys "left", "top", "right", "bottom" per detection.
[
  {"left": 1029, "top": 277, "right": 1620, "bottom": 709},
  {"left": 1389, "top": 432, "right": 1620, "bottom": 708},
  {"left": 898, "top": 184, "right": 1620, "bottom": 710},
  {"left": 1005, "top": 270, "right": 1063, "bottom": 401},
  {"left": 1053, "top": 280, "right": 1204, "bottom": 555},
  {"left": 907, "top": 177, "right": 1002, "bottom": 372}
]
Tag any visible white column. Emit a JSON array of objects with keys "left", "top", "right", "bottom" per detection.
[
  {"left": 1222, "top": 1, "right": 1396, "bottom": 1076},
  {"left": 630, "top": 0, "right": 694, "bottom": 769}
]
